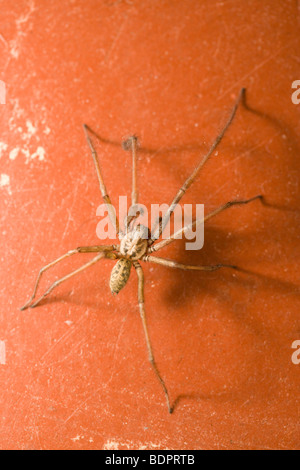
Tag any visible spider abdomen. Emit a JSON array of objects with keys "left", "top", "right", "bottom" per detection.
[{"left": 109, "top": 258, "right": 132, "bottom": 295}]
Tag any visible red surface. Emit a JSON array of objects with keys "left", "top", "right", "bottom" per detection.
[{"left": 0, "top": 0, "right": 299, "bottom": 450}]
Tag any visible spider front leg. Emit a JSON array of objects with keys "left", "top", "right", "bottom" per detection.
[
  {"left": 134, "top": 261, "right": 172, "bottom": 413},
  {"left": 122, "top": 135, "right": 138, "bottom": 207},
  {"left": 150, "top": 195, "right": 263, "bottom": 253},
  {"left": 150, "top": 88, "right": 247, "bottom": 243},
  {"left": 122, "top": 135, "right": 140, "bottom": 231},
  {"left": 20, "top": 245, "right": 117, "bottom": 310},
  {"left": 83, "top": 124, "right": 122, "bottom": 238}
]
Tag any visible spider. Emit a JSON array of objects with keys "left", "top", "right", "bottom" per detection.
[{"left": 21, "top": 88, "right": 263, "bottom": 413}]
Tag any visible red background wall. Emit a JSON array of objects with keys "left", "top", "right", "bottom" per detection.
[{"left": 0, "top": 0, "right": 299, "bottom": 450}]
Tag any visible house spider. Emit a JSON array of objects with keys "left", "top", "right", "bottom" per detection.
[{"left": 21, "top": 88, "right": 262, "bottom": 413}]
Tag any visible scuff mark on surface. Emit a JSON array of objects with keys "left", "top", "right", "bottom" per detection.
[
  {"left": 6, "top": 98, "right": 49, "bottom": 163},
  {"left": 0, "top": 33, "right": 8, "bottom": 48},
  {"left": 103, "top": 438, "right": 168, "bottom": 450},
  {"left": 0, "top": 142, "right": 8, "bottom": 158},
  {"left": 9, "top": 148, "right": 19, "bottom": 160},
  {"left": 24, "top": 119, "right": 37, "bottom": 138},
  {"left": 8, "top": 145, "right": 46, "bottom": 164},
  {"left": 0, "top": 341, "right": 6, "bottom": 365},
  {"left": 29, "top": 146, "right": 45, "bottom": 162},
  {"left": 9, "top": 0, "right": 36, "bottom": 59},
  {"left": 0, "top": 173, "right": 11, "bottom": 195}
]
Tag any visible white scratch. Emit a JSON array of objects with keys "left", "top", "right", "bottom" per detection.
[
  {"left": 105, "top": 16, "right": 129, "bottom": 67},
  {"left": 218, "top": 43, "right": 292, "bottom": 100},
  {"left": 0, "top": 341, "right": 6, "bottom": 365},
  {"left": 0, "top": 34, "right": 8, "bottom": 48},
  {"left": 0, "top": 142, "right": 8, "bottom": 158}
]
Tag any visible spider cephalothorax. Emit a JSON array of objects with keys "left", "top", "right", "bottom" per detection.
[
  {"left": 120, "top": 224, "right": 149, "bottom": 260},
  {"left": 21, "top": 89, "right": 263, "bottom": 413}
]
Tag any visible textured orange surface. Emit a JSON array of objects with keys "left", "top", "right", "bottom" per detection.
[{"left": 0, "top": 0, "right": 299, "bottom": 450}]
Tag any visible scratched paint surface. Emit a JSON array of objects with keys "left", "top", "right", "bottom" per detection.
[{"left": 0, "top": 0, "right": 299, "bottom": 450}]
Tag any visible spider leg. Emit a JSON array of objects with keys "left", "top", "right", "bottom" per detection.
[
  {"left": 150, "top": 88, "right": 246, "bottom": 243},
  {"left": 20, "top": 245, "right": 117, "bottom": 310},
  {"left": 122, "top": 135, "right": 138, "bottom": 208},
  {"left": 150, "top": 195, "right": 263, "bottom": 253},
  {"left": 131, "top": 136, "right": 138, "bottom": 207},
  {"left": 122, "top": 136, "right": 141, "bottom": 232},
  {"left": 143, "top": 256, "right": 238, "bottom": 271},
  {"left": 83, "top": 124, "right": 122, "bottom": 238},
  {"left": 134, "top": 261, "right": 172, "bottom": 413},
  {"left": 28, "top": 252, "right": 116, "bottom": 309}
]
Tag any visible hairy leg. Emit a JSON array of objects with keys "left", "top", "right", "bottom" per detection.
[
  {"left": 28, "top": 252, "right": 116, "bottom": 309},
  {"left": 21, "top": 245, "right": 117, "bottom": 310},
  {"left": 150, "top": 88, "right": 247, "bottom": 243},
  {"left": 143, "top": 255, "right": 237, "bottom": 271},
  {"left": 150, "top": 195, "right": 263, "bottom": 253},
  {"left": 122, "top": 135, "right": 139, "bottom": 207},
  {"left": 83, "top": 124, "right": 122, "bottom": 237},
  {"left": 134, "top": 261, "right": 172, "bottom": 413}
]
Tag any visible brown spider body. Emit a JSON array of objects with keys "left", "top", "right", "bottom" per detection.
[
  {"left": 21, "top": 90, "right": 263, "bottom": 413},
  {"left": 110, "top": 224, "right": 150, "bottom": 294}
]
